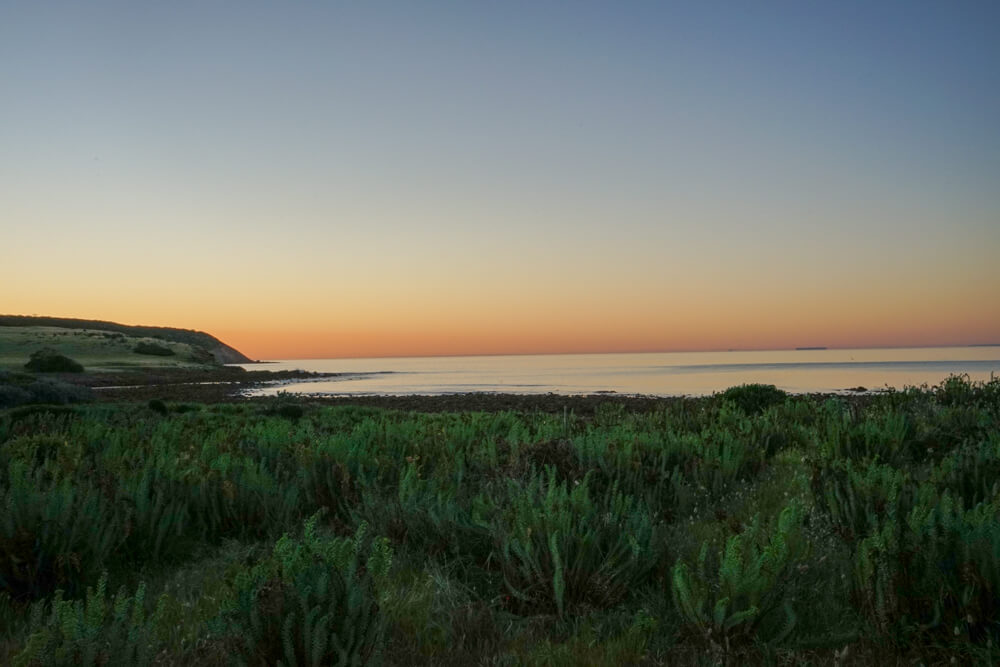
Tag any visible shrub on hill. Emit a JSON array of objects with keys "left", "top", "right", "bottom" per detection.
[
  {"left": 23, "top": 349, "right": 84, "bottom": 373},
  {"left": 133, "top": 342, "right": 175, "bottom": 356}
]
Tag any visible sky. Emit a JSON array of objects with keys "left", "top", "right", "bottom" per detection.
[{"left": 2, "top": 1, "right": 998, "bottom": 359}]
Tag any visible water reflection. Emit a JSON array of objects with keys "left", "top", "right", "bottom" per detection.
[{"left": 240, "top": 347, "right": 1000, "bottom": 397}]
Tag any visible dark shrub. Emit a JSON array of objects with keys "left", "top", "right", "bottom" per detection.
[
  {"left": 133, "top": 342, "right": 175, "bottom": 356},
  {"left": 5, "top": 404, "right": 77, "bottom": 425},
  {"left": 148, "top": 399, "right": 168, "bottom": 415},
  {"left": 24, "top": 348, "right": 84, "bottom": 373},
  {"left": 0, "top": 384, "right": 32, "bottom": 409},
  {"left": 720, "top": 383, "right": 788, "bottom": 415},
  {"left": 277, "top": 404, "right": 304, "bottom": 420},
  {"left": 1, "top": 370, "right": 90, "bottom": 408},
  {"left": 26, "top": 380, "right": 93, "bottom": 405},
  {"left": 0, "top": 369, "right": 32, "bottom": 386}
]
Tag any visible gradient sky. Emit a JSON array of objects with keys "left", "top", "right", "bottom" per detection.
[{"left": 2, "top": 1, "right": 998, "bottom": 359}]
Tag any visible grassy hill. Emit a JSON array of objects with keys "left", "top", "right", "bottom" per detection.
[{"left": 0, "top": 316, "right": 253, "bottom": 372}]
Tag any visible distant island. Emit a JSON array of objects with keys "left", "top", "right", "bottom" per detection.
[{"left": 795, "top": 346, "right": 828, "bottom": 351}]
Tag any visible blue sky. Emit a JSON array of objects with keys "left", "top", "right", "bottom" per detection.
[{"left": 2, "top": 2, "right": 998, "bottom": 356}]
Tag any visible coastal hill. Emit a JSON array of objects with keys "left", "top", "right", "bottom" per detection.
[{"left": 0, "top": 315, "right": 253, "bottom": 370}]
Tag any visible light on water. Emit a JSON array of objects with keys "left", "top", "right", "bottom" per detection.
[{"left": 240, "top": 347, "right": 1000, "bottom": 397}]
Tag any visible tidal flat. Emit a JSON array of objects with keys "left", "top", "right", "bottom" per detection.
[{"left": 1, "top": 377, "right": 998, "bottom": 665}]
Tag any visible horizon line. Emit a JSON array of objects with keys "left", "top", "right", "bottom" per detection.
[{"left": 248, "top": 342, "right": 1000, "bottom": 363}]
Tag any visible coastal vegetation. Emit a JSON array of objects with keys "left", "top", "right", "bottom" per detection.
[
  {"left": 0, "top": 317, "right": 249, "bottom": 373},
  {"left": 0, "top": 316, "right": 251, "bottom": 365},
  {"left": 0, "top": 371, "right": 93, "bottom": 409},
  {"left": 0, "top": 376, "right": 997, "bottom": 664},
  {"left": 23, "top": 349, "right": 84, "bottom": 374},
  {"left": 133, "top": 342, "right": 176, "bottom": 357}
]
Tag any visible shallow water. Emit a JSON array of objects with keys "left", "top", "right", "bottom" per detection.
[{"left": 238, "top": 347, "right": 1000, "bottom": 397}]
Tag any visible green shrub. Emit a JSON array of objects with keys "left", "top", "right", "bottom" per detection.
[
  {"left": 719, "top": 384, "right": 787, "bottom": 415},
  {"left": 2, "top": 406, "right": 78, "bottom": 436},
  {"left": 298, "top": 453, "right": 359, "bottom": 528},
  {"left": 851, "top": 490, "right": 1000, "bottom": 649},
  {"left": 354, "top": 462, "right": 493, "bottom": 561},
  {"left": 215, "top": 513, "right": 392, "bottom": 666},
  {"left": 812, "top": 460, "right": 910, "bottom": 544},
  {"left": 23, "top": 349, "right": 84, "bottom": 374},
  {"left": 935, "top": 374, "right": 977, "bottom": 407},
  {"left": 671, "top": 502, "right": 805, "bottom": 653},
  {"left": 147, "top": 399, "right": 167, "bottom": 415},
  {"left": 490, "top": 468, "right": 661, "bottom": 617},
  {"left": 0, "top": 460, "right": 122, "bottom": 599},
  {"left": 12, "top": 574, "right": 167, "bottom": 667},
  {"left": 931, "top": 434, "right": 1000, "bottom": 507},
  {"left": 132, "top": 342, "right": 175, "bottom": 357}
]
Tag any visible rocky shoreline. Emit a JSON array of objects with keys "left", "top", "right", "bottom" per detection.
[{"left": 60, "top": 365, "right": 879, "bottom": 415}]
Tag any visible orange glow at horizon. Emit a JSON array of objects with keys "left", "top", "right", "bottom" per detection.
[
  {"left": 216, "top": 278, "right": 1000, "bottom": 359},
  {"left": 4, "top": 246, "right": 998, "bottom": 360}
]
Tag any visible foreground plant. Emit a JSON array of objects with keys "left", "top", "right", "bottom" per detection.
[
  {"left": 491, "top": 467, "right": 661, "bottom": 617},
  {"left": 671, "top": 502, "right": 805, "bottom": 653},
  {"left": 214, "top": 513, "right": 392, "bottom": 667},
  {"left": 12, "top": 574, "right": 167, "bottom": 667}
]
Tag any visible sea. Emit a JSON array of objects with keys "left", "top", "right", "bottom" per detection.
[{"left": 238, "top": 346, "right": 1000, "bottom": 398}]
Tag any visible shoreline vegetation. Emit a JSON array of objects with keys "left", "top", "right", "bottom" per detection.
[
  {"left": 1, "top": 320, "right": 998, "bottom": 664},
  {"left": 0, "top": 315, "right": 252, "bottom": 365}
]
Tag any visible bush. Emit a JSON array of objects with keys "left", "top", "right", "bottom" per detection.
[
  {"left": 2, "top": 405, "right": 78, "bottom": 434},
  {"left": 147, "top": 399, "right": 167, "bottom": 415},
  {"left": 23, "top": 349, "right": 84, "bottom": 373},
  {"left": 353, "top": 463, "right": 492, "bottom": 560},
  {"left": 277, "top": 404, "right": 304, "bottom": 420},
  {"left": 490, "top": 468, "right": 661, "bottom": 617},
  {"left": 719, "top": 384, "right": 787, "bottom": 415},
  {"left": 25, "top": 381, "right": 92, "bottom": 406},
  {"left": 851, "top": 490, "right": 1000, "bottom": 649},
  {"left": 12, "top": 574, "right": 167, "bottom": 667},
  {"left": 132, "top": 342, "right": 175, "bottom": 357},
  {"left": 215, "top": 513, "right": 391, "bottom": 666},
  {"left": 671, "top": 502, "right": 805, "bottom": 653},
  {"left": 0, "top": 372, "right": 89, "bottom": 408},
  {"left": 0, "top": 384, "right": 32, "bottom": 409},
  {"left": 0, "top": 460, "right": 123, "bottom": 599}
]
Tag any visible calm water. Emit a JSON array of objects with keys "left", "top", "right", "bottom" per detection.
[{"left": 239, "top": 347, "right": 1000, "bottom": 397}]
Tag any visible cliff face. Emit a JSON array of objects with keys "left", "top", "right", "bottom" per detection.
[{"left": 0, "top": 315, "right": 255, "bottom": 364}]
